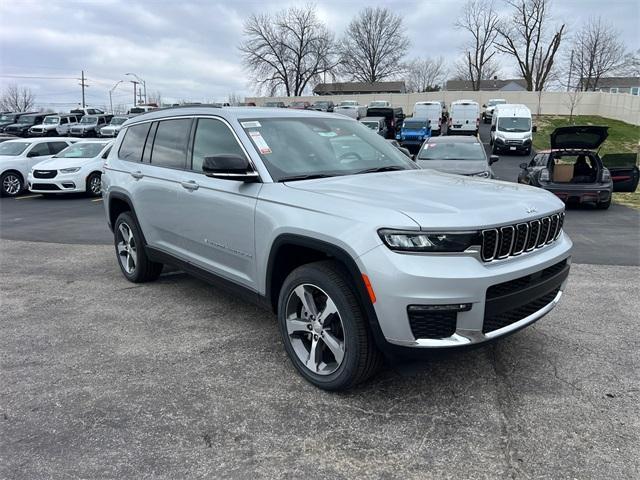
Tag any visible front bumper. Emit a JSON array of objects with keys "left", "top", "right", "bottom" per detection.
[
  {"left": 494, "top": 137, "right": 532, "bottom": 152},
  {"left": 358, "top": 232, "right": 572, "bottom": 350},
  {"left": 28, "top": 171, "right": 87, "bottom": 193}
]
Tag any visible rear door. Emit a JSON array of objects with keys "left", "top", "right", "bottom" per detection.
[{"left": 173, "top": 116, "right": 261, "bottom": 290}]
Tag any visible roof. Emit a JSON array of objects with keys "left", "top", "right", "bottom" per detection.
[
  {"left": 3, "top": 137, "right": 66, "bottom": 143},
  {"left": 427, "top": 135, "right": 479, "bottom": 143},
  {"left": 445, "top": 79, "right": 528, "bottom": 91},
  {"left": 313, "top": 81, "right": 406, "bottom": 94},
  {"left": 123, "top": 106, "right": 353, "bottom": 128},
  {"left": 583, "top": 76, "right": 640, "bottom": 88}
]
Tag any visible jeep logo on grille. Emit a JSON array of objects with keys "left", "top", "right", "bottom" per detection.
[{"left": 526, "top": 206, "right": 537, "bottom": 214}]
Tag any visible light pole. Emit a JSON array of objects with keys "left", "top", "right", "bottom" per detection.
[
  {"left": 109, "top": 80, "right": 123, "bottom": 114},
  {"left": 125, "top": 73, "right": 146, "bottom": 104}
]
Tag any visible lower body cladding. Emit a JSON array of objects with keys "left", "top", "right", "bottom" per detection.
[{"left": 358, "top": 233, "right": 572, "bottom": 351}]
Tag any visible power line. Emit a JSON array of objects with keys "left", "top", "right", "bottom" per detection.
[{"left": 0, "top": 74, "right": 79, "bottom": 80}]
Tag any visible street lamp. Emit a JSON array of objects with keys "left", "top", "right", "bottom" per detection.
[
  {"left": 125, "top": 73, "right": 146, "bottom": 104},
  {"left": 109, "top": 80, "right": 124, "bottom": 114}
]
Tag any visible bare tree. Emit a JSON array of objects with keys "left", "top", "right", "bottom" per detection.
[
  {"left": 452, "top": 55, "right": 500, "bottom": 83},
  {"left": 617, "top": 49, "right": 640, "bottom": 77},
  {"left": 568, "top": 17, "right": 627, "bottom": 91},
  {"left": 406, "top": 57, "right": 446, "bottom": 92},
  {"left": 338, "top": 7, "right": 410, "bottom": 83},
  {"left": 227, "top": 92, "right": 243, "bottom": 106},
  {"left": 239, "top": 5, "right": 337, "bottom": 96},
  {"left": 454, "top": 0, "right": 500, "bottom": 91},
  {"left": 0, "top": 84, "right": 35, "bottom": 111},
  {"left": 495, "top": 0, "right": 565, "bottom": 91}
]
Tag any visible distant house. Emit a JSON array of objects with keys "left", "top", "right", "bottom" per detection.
[
  {"left": 445, "top": 78, "right": 528, "bottom": 91},
  {"left": 313, "top": 81, "right": 406, "bottom": 95},
  {"left": 581, "top": 76, "right": 640, "bottom": 95}
]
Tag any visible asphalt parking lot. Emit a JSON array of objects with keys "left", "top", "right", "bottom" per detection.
[{"left": 1, "top": 124, "right": 639, "bottom": 479}]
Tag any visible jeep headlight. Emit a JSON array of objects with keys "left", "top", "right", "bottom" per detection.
[
  {"left": 60, "top": 167, "right": 81, "bottom": 173},
  {"left": 379, "top": 229, "right": 478, "bottom": 252}
]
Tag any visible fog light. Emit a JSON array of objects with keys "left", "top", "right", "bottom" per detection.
[
  {"left": 62, "top": 182, "right": 75, "bottom": 188},
  {"left": 408, "top": 303, "right": 472, "bottom": 313}
]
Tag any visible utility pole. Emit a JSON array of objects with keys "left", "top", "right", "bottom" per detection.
[
  {"left": 79, "top": 70, "right": 89, "bottom": 108},
  {"left": 567, "top": 50, "right": 575, "bottom": 92}
]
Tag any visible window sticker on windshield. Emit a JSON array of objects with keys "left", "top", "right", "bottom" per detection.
[
  {"left": 241, "top": 121, "right": 261, "bottom": 128},
  {"left": 317, "top": 131, "right": 337, "bottom": 137},
  {"left": 248, "top": 130, "right": 272, "bottom": 154}
]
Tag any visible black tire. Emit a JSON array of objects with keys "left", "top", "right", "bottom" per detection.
[
  {"left": 86, "top": 172, "right": 102, "bottom": 197},
  {"left": 114, "top": 212, "right": 163, "bottom": 282},
  {"left": 1, "top": 171, "right": 23, "bottom": 197},
  {"left": 277, "top": 260, "right": 382, "bottom": 391},
  {"left": 597, "top": 198, "right": 611, "bottom": 210},
  {"left": 524, "top": 147, "right": 532, "bottom": 156},
  {"left": 492, "top": 143, "right": 499, "bottom": 155}
]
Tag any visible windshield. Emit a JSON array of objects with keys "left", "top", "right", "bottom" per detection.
[
  {"left": 403, "top": 121, "right": 427, "bottom": 129},
  {"left": 18, "top": 116, "right": 37, "bottom": 125},
  {"left": 369, "top": 101, "right": 388, "bottom": 107},
  {"left": 0, "top": 142, "right": 29, "bottom": 156},
  {"left": 361, "top": 121, "right": 379, "bottom": 130},
  {"left": 290, "top": 102, "right": 306, "bottom": 107},
  {"left": 488, "top": 100, "right": 506, "bottom": 107},
  {"left": 338, "top": 102, "right": 357, "bottom": 107},
  {"left": 80, "top": 116, "right": 98, "bottom": 124},
  {"left": 110, "top": 117, "right": 127, "bottom": 125},
  {"left": 497, "top": 117, "right": 531, "bottom": 133},
  {"left": 54, "top": 142, "right": 107, "bottom": 158},
  {"left": 44, "top": 117, "right": 60, "bottom": 125},
  {"left": 418, "top": 141, "right": 486, "bottom": 161},
  {"left": 241, "top": 117, "right": 416, "bottom": 181},
  {"left": 0, "top": 115, "right": 17, "bottom": 122}
]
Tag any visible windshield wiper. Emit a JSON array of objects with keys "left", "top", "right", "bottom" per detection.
[
  {"left": 354, "top": 165, "right": 406, "bottom": 175},
  {"left": 279, "top": 173, "right": 337, "bottom": 182}
]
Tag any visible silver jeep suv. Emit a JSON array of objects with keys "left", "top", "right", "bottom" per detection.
[{"left": 102, "top": 106, "right": 572, "bottom": 390}]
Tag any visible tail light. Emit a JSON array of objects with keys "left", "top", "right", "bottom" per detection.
[
  {"left": 602, "top": 168, "right": 611, "bottom": 182},
  {"left": 391, "top": 119, "right": 395, "bottom": 128},
  {"left": 540, "top": 168, "right": 550, "bottom": 182},
  {"left": 448, "top": 118, "right": 452, "bottom": 126},
  {"left": 476, "top": 118, "right": 480, "bottom": 126}
]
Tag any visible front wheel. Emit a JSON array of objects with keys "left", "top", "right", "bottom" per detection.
[
  {"left": 86, "top": 172, "right": 102, "bottom": 197},
  {"left": 597, "top": 198, "right": 611, "bottom": 210},
  {"left": 114, "top": 212, "right": 163, "bottom": 282},
  {"left": 1, "top": 171, "right": 23, "bottom": 197},
  {"left": 278, "top": 260, "right": 382, "bottom": 391}
]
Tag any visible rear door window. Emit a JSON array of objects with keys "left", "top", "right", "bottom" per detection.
[
  {"left": 27, "top": 143, "right": 51, "bottom": 157},
  {"left": 149, "top": 118, "right": 191, "bottom": 169},
  {"left": 119, "top": 123, "right": 152, "bottom": 162}
]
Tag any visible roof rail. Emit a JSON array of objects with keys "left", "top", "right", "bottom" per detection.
[{"left": 158, "top": 103, "right": 223, "bottom": 111}]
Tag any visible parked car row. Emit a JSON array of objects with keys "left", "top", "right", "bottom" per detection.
[{"left": 0, "top": 137, "right": 112, "bottom": 197}]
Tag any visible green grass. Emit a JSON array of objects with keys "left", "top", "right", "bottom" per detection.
[
  {"left": 533, "top": 115, "right": 639, "bottom": 209},
  {"left": 532, "top": 115, "right": 639, "bottom": 156}
]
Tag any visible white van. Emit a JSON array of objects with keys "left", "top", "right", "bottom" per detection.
[
  {"left": 448, "top": 100, "right": 479, "bottom": 136},
  {"left": 490, "top": 104, "right": 533, "bottom": 155},
  {"left": 413, "top": 101, "right": 443, "bottom": 136}
]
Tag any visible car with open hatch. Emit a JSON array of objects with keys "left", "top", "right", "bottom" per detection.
[
  {"left": 416, "top": 135, "right": 498, "bottom": 178},
  {"left": 518, "top": 125, "right": 612, "bottom": 209},
  {"left": 28, "top": 139, "right": 113, "bottom": 197},
  {"left": 102, "top": 106, "right": 572, "bottom": 391}
]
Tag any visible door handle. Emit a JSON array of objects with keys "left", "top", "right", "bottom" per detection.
[
  {"left": 180, "top": 180, "right": 199, "bottom": 191},
  {"left": 130, "top": 171, "right": 144, "bottom": 180}
]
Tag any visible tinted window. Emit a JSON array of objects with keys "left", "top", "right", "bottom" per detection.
[
  {"left": 28, "top": 143, "right": 51, "bottom": 157},
  {"left": 119, "top": 123, "right": 151, "bottom": 162},
  {"left": 61, "top": 118, "right": 68, "bottom": 124},
  {"left": 48, "top": 142, "right": 70, "bottom": 155},
  {"left": 418, "top": 141, "right": 486, "bottom": 161},
  {"left": 150, "top": 119, "right": 191, "bottom": 169},
  {"left": 192, "top": 118, "right": 246, "bottom": 172}
]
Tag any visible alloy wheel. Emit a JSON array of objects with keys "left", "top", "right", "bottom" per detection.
[
  {"left": 285, "top": 283, "right": 346, "bottom": 375},
  {"left": 2, "top": 174, "right": 21, "bottom": 195},
  {"left": 89, "top": 175, "right": 101, "bottom": 195},
  {"left": 116, "top": 222, "right": 137, "bottom": 274}
]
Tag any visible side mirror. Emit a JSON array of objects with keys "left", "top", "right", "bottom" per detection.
[
  {"left": 202, "top": 154, "right": 259, "bottom": 182},
  {"left": 490, "top": 125, "right": 496, "bottom": 132},
  {"left": 519, "top": 162, "right": 528, "bottom": 169},
  {"left": 489, "top": 155, "right": 499, "bottom": 165},
  {"left": 532, "top": 124, "right": 537, "bottom": 133}
]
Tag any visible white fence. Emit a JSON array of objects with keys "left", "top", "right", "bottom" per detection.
[{"left": 246, "top": 91, "right": 640, "bottom": 126}]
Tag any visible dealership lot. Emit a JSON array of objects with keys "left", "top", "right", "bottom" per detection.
[{"left": 1, "top": 122, "right": 639, "bottom": 479}]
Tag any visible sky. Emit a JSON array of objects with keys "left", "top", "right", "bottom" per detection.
[{"left": 0, "top": 0, "right": 638, "bottom": 111}]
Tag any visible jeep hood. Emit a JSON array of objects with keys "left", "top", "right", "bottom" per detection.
[
  {"left": 285, "top": 169, "right": 563, "bottom": 229},
  {"left": 550, "top": 125, "right": 608, "bottom": 150}
]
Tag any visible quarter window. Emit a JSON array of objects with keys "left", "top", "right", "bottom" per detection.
[
  {"left": 28, "top": 143, "right": 51, "bottom": 157},
  {"left": 150, "top": 119, "right": 191, "bottom": 169},
  {"left": 191, "top": 118, "right": 246, "bottom": 172},
  {"left": 119, "top": 123, "right": 152, "bottom": 162},
  {"left": 48, "top": 142, "right": 70, "bottom": 154}
]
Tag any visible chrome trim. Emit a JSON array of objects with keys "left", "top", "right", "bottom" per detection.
[
  {"left": 538, "top": 217, "right": 551, "bottom": 247},
  {"left": 387, "top": 290, "right": 563, "bottom": 347},
  {"left": 525, "top": 219, "right": 540, "bottom": 252},
  {"left": 481, "top": 229, "right": 499, "bottom": 261},
  {"left": 496, "top": 225, "right": 515, "bottom": 259},
  {"left": 512, "top": 223, "right": 529, "bottom": 256}
]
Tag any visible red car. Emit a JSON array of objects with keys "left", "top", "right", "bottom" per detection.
[{"left": 289, "top": 101, "right": 311, "bottom": 110}]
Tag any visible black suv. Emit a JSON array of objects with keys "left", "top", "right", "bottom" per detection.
[{"left": 3, "top": 113, "right": 47, "bottom": 136}]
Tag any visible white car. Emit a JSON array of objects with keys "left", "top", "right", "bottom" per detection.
[
  {"left": 368, "top": 100, "right": 391, "bottom": 108},
  {"left": 28, "top": 139, "right": 113, "bottom": 197},
  {"left": 333, "top": 101, "right": 367, "bottom": 120},
  {"left": 0, "top": 138, "right": 75, "bottom": 196},
  {"left": 482, "top": 99, "right": 507, "bottom": 123},
  {"left": 448, "top": 100, "right": 480, "bottom": 136},
  {"left": 28, "top": 114, "right": 79, "bottom": 136}
]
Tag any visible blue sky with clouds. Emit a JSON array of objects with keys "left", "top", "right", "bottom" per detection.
[{"left": 0, "top": 0, "right": 637, "bottom": 110}]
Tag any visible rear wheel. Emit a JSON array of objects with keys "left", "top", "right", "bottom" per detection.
[
  {"left": 114, "top": 212, "right": 163, "bottom": 282},
  {"left": 278, "top": 260, "right": 382, "bottom": 391},
  {"left": 1, "top": 171, "right": 23, "bottom": 197}
]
